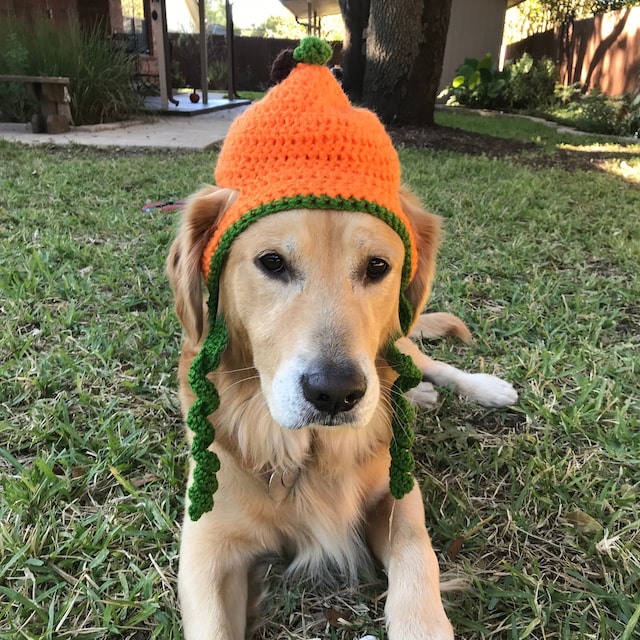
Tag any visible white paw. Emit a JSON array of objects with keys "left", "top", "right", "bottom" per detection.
[
  {"left": 387, "top": 615, "right": 454, "bottom": 640},
  {"left": 404, "top": 381, "right": 439, "bottom": 408},
  {"left": 461, "top": 373, "right": 518, "bottom": 407}
]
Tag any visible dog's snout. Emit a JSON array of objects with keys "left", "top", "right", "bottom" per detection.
[{"left": 301, "top": 364, "right": 367, "bottom": 416}]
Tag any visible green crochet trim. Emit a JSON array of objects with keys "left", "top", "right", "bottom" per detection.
[
  {"left": 385, "top": 341, "right": 423, "bottom": 498},
  {"left": 207, "top": 194, "right": 415, "bottom": 334},
  {"left": 186, "top": 317, "right": 227, "bottom": 521},
  {"left": 186, "top": 193, "right": 420, "bottom": 521},
  {"left": 293, "top": 36, "right": 332, "bottom": 66}
]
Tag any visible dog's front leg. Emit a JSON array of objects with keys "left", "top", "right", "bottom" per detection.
[
  {"left": 178, "top": 517, "right": 252, "bottom": 640},
  {"left": 367, "top": 482, "right": 454, "bottom": 640}
]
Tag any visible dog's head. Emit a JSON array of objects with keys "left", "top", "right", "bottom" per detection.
[{"left": 168, "top": 185, "right": 439, "bottom": 430}]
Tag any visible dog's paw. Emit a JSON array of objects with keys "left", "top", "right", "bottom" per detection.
[
  {"left": 460, "top": 373, "right": 518, "bottom": 407},
  {"left": 404, "top": 381, "right": 439, "bottom": 408},
  {"left": 387, "top": 614, "right": 454, "bottom": 640}
]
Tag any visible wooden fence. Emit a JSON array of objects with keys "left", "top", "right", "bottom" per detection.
[{"left": 504, "top": 7, "right": 640, "bottom": 96}]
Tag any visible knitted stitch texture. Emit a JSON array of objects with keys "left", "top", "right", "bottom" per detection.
[{"left": 186, "top": 37, "right": 424, "bottom": 521}]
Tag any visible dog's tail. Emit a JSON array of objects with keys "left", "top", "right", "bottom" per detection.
[{"left": 409, "top": 312, "right": 472, "bottom": 343}]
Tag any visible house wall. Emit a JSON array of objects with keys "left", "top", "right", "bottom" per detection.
[
  {"left": 440, "top": 0, "right": 508, "bottom": 90},
  {"left": 2, "top": 0, "right": 76, "bottom": 26},
  {"left": 504, "top": 8, "right": 640, "bottom": 96},
  {"left": 2, "top": 0, "right": 112, "bottom": 30}
]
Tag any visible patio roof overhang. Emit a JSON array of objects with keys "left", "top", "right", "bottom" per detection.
[
  {"left": 278, "top": 1, "right": 341, "bottom": 20},
  {"left": 280, "top": 1, "right": 523, "bottom": 18}
]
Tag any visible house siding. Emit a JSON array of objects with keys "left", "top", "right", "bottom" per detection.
[{"left": 440, "top": 0, "right": 508, "bottom": 90}]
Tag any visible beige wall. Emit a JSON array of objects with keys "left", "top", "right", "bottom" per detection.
[{"left": 440, "top": 0, "right": 508, "bottom": 90}]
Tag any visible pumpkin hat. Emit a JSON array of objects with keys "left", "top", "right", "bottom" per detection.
[{"left": 186, "top": 37, "right": 423, "bottom": 522}]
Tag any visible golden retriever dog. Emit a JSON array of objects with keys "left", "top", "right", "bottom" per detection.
[
  {"left": 167, "top": 178, "right": 520, "bottom": 638},
  {"left": 168, "top": 183, "right": 459, "bottom": 639}
]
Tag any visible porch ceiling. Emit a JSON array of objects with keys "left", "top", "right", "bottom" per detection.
[
  {"left": 279, "top": 1, "right": 523, "bottom": 20},
  {"left": 278, "top": 1, "right": 341, "bottom": 20}
]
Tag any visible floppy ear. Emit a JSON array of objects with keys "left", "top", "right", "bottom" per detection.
[
  {"left": 166, "top": 186, "right": 237, "bottom": 344},
  {"left": 399, "top": 185, "right": 441, "bottom": 330}
]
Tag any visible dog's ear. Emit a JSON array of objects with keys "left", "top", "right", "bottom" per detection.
[
  {"left": 399, "top": 186, "right": 441, "bottom": 329},
  {"left": 167, "top": 186, "right": 237, "bottom": 343}
]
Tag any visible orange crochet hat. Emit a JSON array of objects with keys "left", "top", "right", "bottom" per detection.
[
  {"left": 201, "top": 38, "right": 417, "bottom": 283},
  {"left": 186, "top": 38, "right": 422, "bottom": 522}
]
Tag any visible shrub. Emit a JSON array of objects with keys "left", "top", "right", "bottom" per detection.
[
  {"left": 504, "top": 53, "right": 557, "bottom": 109},
  {"left": 620, "top": 91, "right": 640, "bottom": 138},
  {"left": 439, "top": 53, "right": 508, "bottom": 109},
  {"left": 207, "top": 59, "right": 228, "bottom": 90},
  {"left": 575, "top": 90, "right": 620, "bottom": 135},
  {"left": 0, "top": 18, "right": 35, "bottom": 122},
  {"left": 439, "top": 53, "right": 557, "bottom": 111},
  {"left": 570, "top": 89, "right": 640, "bottom": 136},
  {"left": 0, "top": 16, "right": 142, "bottom": 125},
  {"left": 554, "top": 82, "right": 583, "bottom": 105}
]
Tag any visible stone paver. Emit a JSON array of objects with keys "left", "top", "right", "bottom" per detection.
[{"left": 0, "top": 104, "right": 250, "bottom": 150}]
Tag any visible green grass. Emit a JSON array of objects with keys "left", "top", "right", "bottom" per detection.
[
  {"left": 435, "top": 107, "right": 640, "bottom": 148},
  {"left": 1, "top": 115, "right": 639, "bottom": 640},
  {"left": 236, "top": 90, "right": 266, "bottom": 102}
]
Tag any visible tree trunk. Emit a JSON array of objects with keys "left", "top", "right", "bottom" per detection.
[
  {"left": 362, "top": 0, "right": 453, "bottom": 126},
  {"left": 339, "top": 0, "right": 371, "bottom": 102}
]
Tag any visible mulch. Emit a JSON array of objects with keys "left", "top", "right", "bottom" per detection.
[{"left": 387, "top": 124, "right": 602, "bottom": 172}]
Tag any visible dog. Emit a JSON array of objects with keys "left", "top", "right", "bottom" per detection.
[{"left": 167, "top": 182, "right": 516, "bottom": 639}]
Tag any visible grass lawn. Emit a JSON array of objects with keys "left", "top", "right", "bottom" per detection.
[{"left": 1, "top": 114, "right": 639, "bottom": 640}]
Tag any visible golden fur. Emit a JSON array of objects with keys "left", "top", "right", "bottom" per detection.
[{"left": 167, "top": 184, "right": 456, "bottom": 639}]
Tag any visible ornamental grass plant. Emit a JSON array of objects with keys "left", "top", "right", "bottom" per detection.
[{"left": 0, "top": 15, "right": 142, "bottom": 125}]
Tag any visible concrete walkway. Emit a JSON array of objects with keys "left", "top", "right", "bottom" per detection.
[{"left": 0, "top": 102, "right": 251, "bottom": 150}]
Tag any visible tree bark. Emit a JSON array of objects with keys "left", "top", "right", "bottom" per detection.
[
  {"left": 362, "top": 0, "right": 453, "bottom": 126},
  {"left": 339, "top": 0, "right": 371, "bottom": 102}
]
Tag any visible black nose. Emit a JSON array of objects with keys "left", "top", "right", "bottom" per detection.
[{"left": 301, "top": 364, "right": 367, "bottom": 415}]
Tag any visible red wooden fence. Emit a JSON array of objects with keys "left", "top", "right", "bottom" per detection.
[{"left": 504, "top": 7, "right": 640, "bottom": 96}]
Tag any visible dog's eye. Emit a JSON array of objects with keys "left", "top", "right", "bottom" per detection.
[
  {"left": 258, "top": 252, "right": 286, "bottom": 275},
  {"left": 366, "top": 258, "right": 389, "bottom": 280}
]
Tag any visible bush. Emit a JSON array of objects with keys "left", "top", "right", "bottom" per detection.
[
  {"left": 583, "top": 90, "right": 640, "bottom": 137},
  {"left": 546, "top": 87, "right": 640, "bottom": 137},
  {"left": 440, "top": 51, "right": 638, "bottom": 138},
  {"left": 504, "top": 53, "right": 557, "bottom": 109},
  {"left": 0, "top": 16, "right": 142, "bottom": 125},
  {"left": 439, "top": 53, "right": 508, "bottom": 109},
  {"left": 574, "top": 89, "right": 622, "bottom": 135},
  {"left": 439, "top": 52, "right": 557, "bottom": 111},
  {"left": 0, "top": 19, "right": 35, "bottom": 122},
  {"left": 626, "top": 93, "right": 640, "bottom": 138},
  {"left": 554, "top": 82, "right": 583, "bottom": 105}
]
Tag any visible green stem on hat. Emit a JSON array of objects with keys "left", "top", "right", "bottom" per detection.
[{"left": 293, "top": 36, "right": 332, "bottom": 66}]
